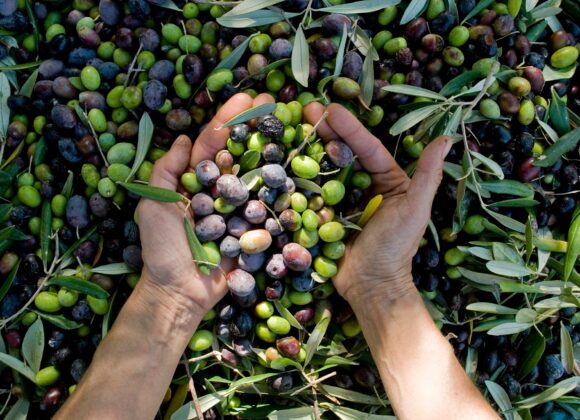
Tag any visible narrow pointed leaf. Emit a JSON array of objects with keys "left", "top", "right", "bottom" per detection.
[
  {"left": 485, "top": 381, "right": 514, "bottom": 419},
  {"left": 273, "top": 300, "right": 304, "bottom": 331},
  {"left": 40, "top": 201, "right": 51, "bottom": 271},
  {"left": 564, "top": 208, "right": 580, "bottom": 281},
  {"left": 292, "top": 177, "right": 323, "bottom": 194},
  {"left": 517, "top": 330, "right": 546, "bottom": 378},
  {"left": 357, "top": 194, "right": 383, "bottom": 227},
  {"left": 389, "top": 104, "right": 441, "bottom": 136},
  {"left": 382, "top": 84, "right": 446, "bottom": 101},
  {"left": 0, "top": 257, "right": 18, "bottom": 302},
  {"left": 118, "top": 182, "right": 182, "bottom": 202},
  {"left": 226, "top": 0, "right": 284, "bottom": 15},
  {"left": 240, "top": 168, "right": 262, "bottom": 190},
  {"left": 479, "top": 179, "right": 533, "bottom": 197},
  {"left": 488, "top": 322, "right": 532, "bottom": 336},
  {"left": 485, "top": 209, "right": 526, "bottom": 233},
  {"left": 19, "top": 69, "right": 38, "bottom": 98},
  {"left": 516, "top": 377, "right": 580, "bottom": 408},
  {"left": 486, "top": 261, "right": 534, "bottom": 277},
  {"left": 334, "top": 24, "right": 348, "bottom": 77},
  {"left": 90, "top": 262, "right": 134, "bottom": 275},
  {"left": 470, "top": 151, "right": 504, "bottom": 179},
  {"left": 561, "top": 321, "right": 575, "bottom": 374},
  {"left": 466, "top": 302, "right": 519, "bottom": 315},
  {"left": 534, "top": 127, "right": 580, "bottom": 168},
  {"left": 358, "top": 46, "right": 375, "bottom": 107},
  {"left": 5, "top": 397, "right": 29, "bottom": 420},
  {"left": 21, "top": 318, "right": 44, "bottom": 373},
  {"left": 219, "top": 103, "right": 277, "bottom": 128},
  {"left": 47, "top": 276, "right": 109, "bottom": 299},
  {"left": 316, "top": 0, "right": 401, "bottom": 13},
  {"left": 439, "top": 70, "right": 481, "bottom": 96},
  {"left": 184, "top": 217, "right": 211, "bottom": 275},
  {"left": 549, "top": 87, "right": 570, "bottom": 135},
  {"left": 216, "top": 33, "right": 259, "bottom": 71},
  {"left": 126, "top": 112, "right": 153, "bottom": 181},
  {"left": 292, "top": 26, "right": 309, "bottom": 87},
  {"left": 304, "top": 316, "right": 330, "bottom": 366},
  {"left": 0, "top": 352, "right": 37, "bottom": 383},
  {"left": 61, "top": 170, "right": 74, "bottom": 198},
  {"left": 462, "top": 0, "right": 494, "bottom": 23},
  {"left": 400, "top": 0, "right": 429, "bottom": 24},
  {"left": 33, "top": 312, "right": 82, "bottom": 330}
]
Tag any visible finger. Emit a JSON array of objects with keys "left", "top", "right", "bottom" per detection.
[
  {"left": 407, "top": 136, "right": 453, "bottom": 219},
  {"left": 304, "top": 101, "right": 339, "bottom": 142},
  {"left": 149, "top": 135, "right": 193, "bottom": 191},
  {"left": 253, "top": 92, "right": 275, "bottom": 107},
  {"left": 191, "top": 93, "right": 254, "bottom": 166}
]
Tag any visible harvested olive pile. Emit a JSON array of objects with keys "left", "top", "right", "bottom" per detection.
[{"left": 0, "top": 0, "right": 580, "bottom": 418}]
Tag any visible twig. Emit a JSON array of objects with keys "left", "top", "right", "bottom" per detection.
[
  {"left": 81, "top": 109, "right": 109, "bottom": 167},
  {"left": 283, "top": 111, "right": 329, "bottom": 169},
  {"left": 290, "top": 371, "right": 337, "bottom": 396},
  {"left": 181, "top": 351, "right": 221, "bottom": 364},
  {"left": 182, "top": 354, "right": 204, "bottom": 420}
]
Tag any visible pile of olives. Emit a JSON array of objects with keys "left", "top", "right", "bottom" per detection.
[{"left": 0, "top": 0, "right": 579, "bottom": 417}]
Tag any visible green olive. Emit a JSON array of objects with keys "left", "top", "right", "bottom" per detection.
[
  {"left": 17, "top": 185, "right": 41, "bottom": 208},
  {"left": 35, "top": 291, "right": 62, "bottom": 313},
  {"left": 188, "top": 330, "right": 214, "bottom": 351},
  {"left": 35, "top": 366, "right": 60, "bottom": 386},
  {"left": 255, "top": 301, "right": 275, "bottom": 319},
  {"left": 266, "top": 316, "right": 291, "bottom": 335},
  {"left": 87, "top": 295, "right": 109, "bottom": 315},
  {"left": 80, "top": 66, "right": 101, "bottom": 91}
]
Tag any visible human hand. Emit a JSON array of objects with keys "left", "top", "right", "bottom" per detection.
[
  {"left": 304, "top": 103, "right": 452, "bottom": 308},
  {"left": 137, "top": 93, "right": 274, "bottom": 316}
]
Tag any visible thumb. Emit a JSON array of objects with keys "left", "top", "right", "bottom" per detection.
[
  {"left": 149, "top": 135, "right": 193, "bottom": 191},
  {"left": 407, "top": 136, "right": 453, "bottom": 219}
]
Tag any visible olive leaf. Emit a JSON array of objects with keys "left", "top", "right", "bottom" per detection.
[
  {"left": 479, "top": 179, "right": 534, "bottom": 197},
  {"left": 0, "top": 225, "right": 28, "bottom": 241},
  {"left": 240, "top": 168, "right": 262, "bottom": 190},
  {"left": 536, "top": 118, "right": 559, "bottom": 143},
  {"left": 462, "top": 0, "right": 494, "bottom": 23},
  {"left": 486, "top": 261, "right": 534, "bottom": 278},
  {"left": 516, "top": 377, "right": 580, "bottom": 409},
  {"left": 40, "top": 201, "right": 52, "bottom": 272},
  {"left": 19, "top": 68, "right": 38, "bottom": 98},
  {"left": 0, "top": 72, "right": 10, "bottom": 139},
  {"left": 61, "top": 170, "right": 74, "bottom": 198},
  {"left": 0, "top": 140, "right": 24, "bottom": 170},
  {"left": 564, "top": 208, "right": 580, "bottom": 281},
  {"left": 333, "top": 24, "right": 349, "bottom": 77},
  {"left": 0, "top": 61, "right": 43, "bottom": 71},
  {"left": 389, "top": 104, "right": 441, "bottom": 136},
  {"left": 560, "top": 321, "right": 575, "bottom": 374},
  {"left": 543, "top": 64, "right": 576, "bottom": 82},
  {"left": 315, "top": 0, "right": 401, "bottom": 14},
  {"left": 0, "top": 352, "right": 37, "bottom": 383},
  {"left": 526, "top": 20, "right": 548, "bottom": 41},
  {"left": 499, "top": 280, "right": 542, "bottom": 294},
  {"left": 33, "top": 312, "right": 82, "bottom": 330},
  {"left": 351, "top": 26, "right": 379, "bottom": 60},
  {"left": 239, "top": 150, "right": 261, "bottom": 171},
  {"left": 358, "top": 46, "right": 375, "bottom": 108},
  {"left": 304, "top": 316, "right": 330, "bottom": 366},
  {"left": 292, "top": 177, "right": 323, "bottom": 194},
  {"left": 400, "top": 0, "right": 429, "bottom": 25},
  {"left": 382, "top": 84, "right": 446, "bottom": 101},
  {"left": 487, "top": 322, "right": 533, "bottom": 336},
  {"left": 225, "top": 0, "right": 285, "bottom": 15},
  {"left": 217, "top": 9, "right": 300, "bottom": 29},
  {"left": 46, "top": 276, "right": 110, "bottom": 299},
  {"left": 357, "top": 194, "right": 383, "bottom": 227},
  {"left": 549, "top": 87, "right": 570, "bottom": 135},
  {"left": 0, "top": 257, "right": 19, "bottom": 302},
  {"left": 5, "top": 397, "right": 29, "bottom": 420},
  {"left": 273, "top": 301, "right": 304, "bottom": 330},
  {"left": 126, "top": 112, "right": 153, "bottom": 182},
  {"left": 219, "top": 103, "right": 277, "bottom": 128},
  {"left": 489, "top": 198, "right": 539, "bottom": 208},
  {"left": 485, "top": 381, "right": 515, "bottom": 420},
  {"left": 33, "top": 137, "right": 47, "bottom": 166},
  {"left": 57, "top": 225, "right": 98, "bottom": 266},
  {"left": 517, "top": 330, "right": 546, "bottom": 378},
  {"left": 466, "top": 302, "right": 519, "bottom": 315},
  {"left": 24, "top": 0, "right": 39, "bottom": 57},
  {"left": 457, "top": 267, "right": 511, "bottom": 286},
  {"left": 534, "top": 127, "right": 580, "bottom": 168},
  {"left": 292, "top": 26, "right": 309, "bottom": 88},
  {"left": 21, "top": 318, "right": 44, "bottom": 374},
  {"left": 443, "top": 106, "right": 463, "bottom": 136},
  {"left": 102, "top": 290, "right": 117, "bottom": 338},
  {"left": 317, "top": 75, "right": 337, "bottom": 104},
  {"left": 148, "top": 0, "right": 181, "bottom": 11},
  {"left": 216, "top": 33, "right": 259, "bottom": 71},
  {"left": 184, "top": 217, "right": 211, "bottom": 276},
  {"left": 118, "top": 182, "right": 183, "bottom": 202},
  {"left": 465, "top": 347, "right": 478, "bottom": 382}
]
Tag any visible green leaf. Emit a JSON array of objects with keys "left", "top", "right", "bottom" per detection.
[
  {"left": 273, "top": 301, "right": 304, "bottom": 331},
  {"left": 492, "top": 242, "right": 524, "bottom": 265},
  {"left": 358, "top": 45, "right": 375, "bottom": 107},
  {"left": 323, "top": 385, "right": 385, "bottom": 405},
  {"left": 102, "top": 290, "right": 117, "bottom": 338},
  {"left": 317, "top": 75, "right": 337, "bottom": 104},
  {"left": 40, "top": 201, "right": 51, "bottom": 272},
  {"left": 452, "top": 180, "right": 470, "bottom": 234},
  {"left": 516, "top": 377, "right": 580, "bottom": 409},
  {"left": 466, "top": 302, "right": 519, "bottom": 315},
  {"left": 269, "top": 357, "right": 302, "bottom": 371},
  {"left": 485, "top": 209, "right": 526, "bottom": 233},
  {"left": 479, "top": 179, "right": 534, "bottom": 197},
  {"left": 400, "top": 0, "right": 429, "bottom": 24},
  {"left": 316, "top": 0, "right": 401, "bottom": 13},
  {"left": 328, "top": 405, "right": 394, "bottom": 420},
  {"left": 470, "top": 151, "right": 504, "bottom": 179},
  {"left": 0, "top": 256, "right": 18, "bottom": 302},
  {"left": 499, "top": 281, "right": 542, "bottom": 294},
  {"left": 0, "top": 352, "right": 37, "bottom": 383},
  {"left": 149, "top": 0, "right": 181, "bottom": 11},
  {"left": 0, "top": 72, "right": 10, "bottom": 138},
  {"left": 61, "top": 170, "right": 74, "bottom": 198},
  {"left": 561, "top": 321, "right": 575, "bottom": 374},
  {"left": 463, "top": 246, "right": 494, "bottom": 260},
  {"left": 292, "top": 26, "right": 309, "bottom": 88},
  {"left": 534, "top": 127, "right": 580, "bottom": 168},
  {"left": 443, "top": 105, "right": 463, "bottom": 136},
  {"left": 217, "top": 10, "right": 300, "bottom": 28},
  {"left": 537, "top": 118, "right": 559, "bottom": 143},
  {"left": 526, "top": 217, "right": 534, "bottom": 263},
  {"left": 485, "top": 381, "right": 515, "bottom": 420},
  {"left": 127, "top": 112, "right": 153, "bottom": 181},
  {"left": 488, "top": 322, "right": 532, "bottom": 336},
  {"left": 21, "top": 318, "right": 44, "bottom": 373},
  {"left": 564, "top": 208, "right": 580, "bottom": 281},
  {"left": 217, "top": 34, "right": 259, "bottom": 72},
  {"left": 382, "top": 84, "right": 446, "bottom": 101},
  {"left": 292, "top": 177, "right": 323, "bottom": 194},
  {"left": 457, "top": 267, "right": 511, "bottom": 286},
  {"left": 357, "top": 194, "right": 383, "bottom": 227},
  {"left": 239, "top": 149, "right": 261, "bottom": 172},
  {"left": 33, "top": 312, "right": 82, "bottom": 330},
  {"left": 90, "top": 262, "right": 134, "bottom": 275},
  {"left": 389, "top": 104, "right": 441, "bottom": 136},
  {"left": 0, "top": 61, "right": 42, "bottom": 71},
  {"left": 462, "top": 0, "right": 494, "bottom": 23},
  {"left": 19, "top": 69, "right": 38, "bottom": 98},
  {"left": 33, "top": 136, "right": 47, "bottom": 166},
  {"left": 351, "top": 26, "right": 378, "bottom": 60},
  {"left": 543, "top": 64, "right": 576, "bottom": 82},
  {"left": 0, "top": 225, "right": 28, "bottom": 241},
  {"left": 184, "top": 217, "right": 211, "bottom": 276},
  {"left": 490, "top": 198, "right": 539, "bottom": 208},
  {"left": 118, "top": 182, "right": 183, "bottom": 202},
  {"left": 268, "top": 406, "right": 319, "bottom": 420},
  {"left": 428, "top": 219, "right": 440, "bottom": 251},
  {"left": 171, "top": 391, "right": 228, "bottom": 420},
  {"left": 239, "top": 168, "right": 262, "bottom": 190},
  {"left": 304, "top": 316, "right": 330, "bottom": 366},
  {"left": 57, "top": 225, "right": 97, "bottom": 267},
  {"left": 4, "top": 397, "right": 29, "bottom": 420},
  {"left": 220, "top": 103, "right": 277, "bottom": 128},
  {"left": 334, "top": 24, "right": 348, "bottom": 77},
  {"left": 516, "top": 308, "right": 538, "bottom": 324},
  {"left": 226, "top": 0, "right": 285, "bottom": 15},
  {"left": 486, "top": 261, "right": 534, "bottom": 277},
  {"left": 517, "top": 330, "right": 546, "bottom": 379},
  {"left": 440, "top": 70, "right": 482, "bottom": 96},
  {"left": 549, "top": 87, "right": 570, "bottom": 135},
  {"left": 47, "top": 276, "right": 109, "bottom": 299}
]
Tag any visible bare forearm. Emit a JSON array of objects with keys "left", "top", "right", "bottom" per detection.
[
  {"left": 56, "top": 276, "right": 201, "bottom": 420},
  {"left": 351, "top": 281, "right": 498, "bottom": 420}
]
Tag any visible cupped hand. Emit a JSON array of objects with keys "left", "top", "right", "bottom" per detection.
[
  {"left": 304, "top": 103, "right": 452, "bottom": 308},
  {"left": 137, "top": 93, "right": 275, "bottom": 315}
]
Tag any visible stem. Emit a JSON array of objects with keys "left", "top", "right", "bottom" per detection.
[
  {"left": 283, "top": 112, "right": 329, "bottom": 169},
  {"left": 182, "top": 354, "right": 203, "bottom": 420}
]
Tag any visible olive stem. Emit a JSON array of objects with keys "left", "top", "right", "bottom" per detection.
[
  {"left": 283, "top": 111, "right": 329, "bottom": 169},
  {"left": 0, "top": 390, "right": 12, "bottom": 417},
  {"left": 81, "top": 109, "right": 110, "bottom": 167},
  {"left": 290, "top": 371, "right": 336, "bottom": 396},
  {"left": 124, "top": 43, "right": 143, "bottom": 88},
  {"left": 182, "top": 354, "right": 204, "bottom": 420},
  {"left": 182, "top": 351, "right": 221, "bottom": 364}
]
